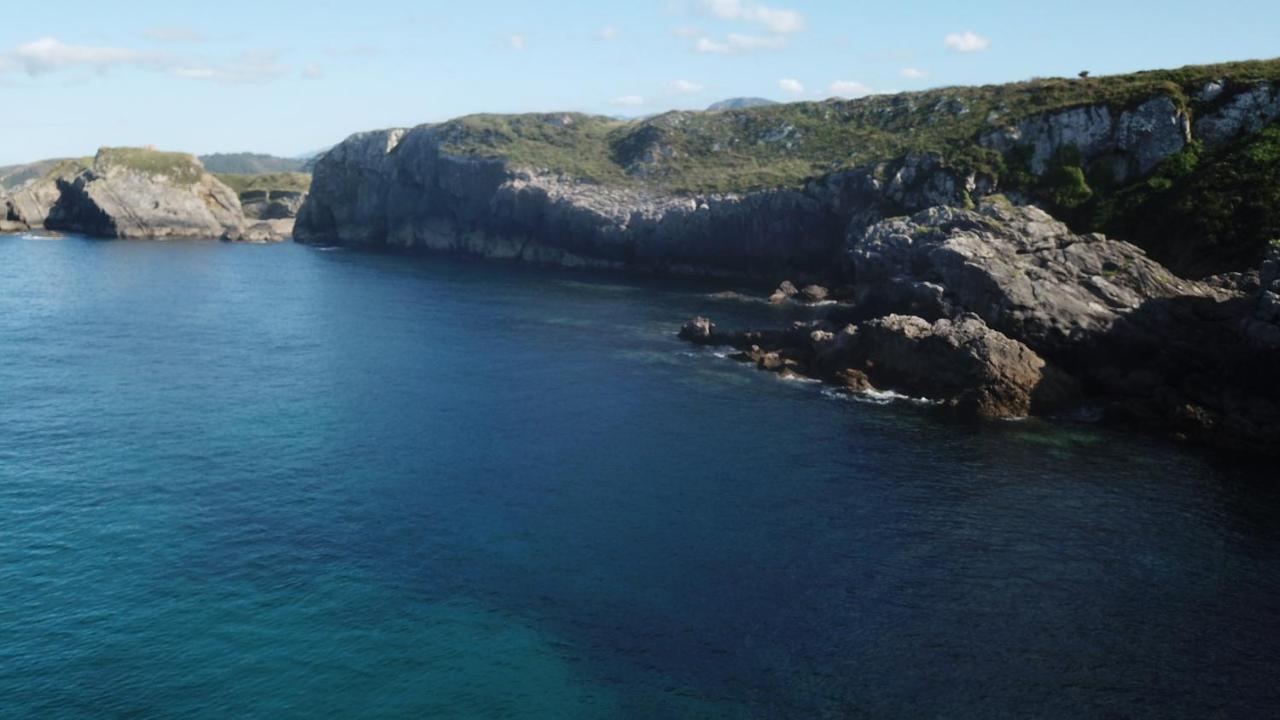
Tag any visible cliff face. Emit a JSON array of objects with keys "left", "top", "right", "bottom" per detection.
[
  {"left": 297, "top": 128, "right": 925, "bottom": 279},
  {"left": 3, "top": 160, "right": 86, "bottom": 230},
  {"left": 44, "top": 149, "right": 244, "bottom": 239},
  {"left": 297, "top": 63, "right": 1280, "bottom": 280}
]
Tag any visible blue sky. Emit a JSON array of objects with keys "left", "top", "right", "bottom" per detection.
[{"left": 1, "top": 0, "right": 1277, "bottom": 165}]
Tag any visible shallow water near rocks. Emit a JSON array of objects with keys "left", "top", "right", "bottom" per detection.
[{"left": 2, "top": 235, "right": 1278, "bottom": 719}]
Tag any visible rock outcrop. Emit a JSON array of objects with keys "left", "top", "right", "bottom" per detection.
[
  {"left": 681, "top": 312, "right": 1078, "bottom": 419},
  {"left": 1194, "top": 82, "right": 1280, "bottom": 147},
  {"left": 1244, "top": 243, "right": 1280, "bottom": 348},
  {"left": 680, "top": 200, "right": 1279, "bottom": 453},
  {"left": 2, "top": 161, "right": 85, "bottom": 229},
  {"left": 846, "top": 200, "right": 1215, "bottom": 363},
  {"left": 241, "top": 190, "right": 307, "bottom": 221},
  {"left": 979, "top": 97, "right": 1192, "bottom": 183},
  {"left": 45, "top": 148, "right": 244, "bottom": 239}
]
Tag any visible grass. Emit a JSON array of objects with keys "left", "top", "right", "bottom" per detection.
[
  {"left": 432, "top": 58, "right": 1280, "bottom": 195},
  {"left": 94, "top": 147, "right": 205, "bottom": 184},
  {"left": 215, "top": 172, "right": 312, "bottom": 195}
]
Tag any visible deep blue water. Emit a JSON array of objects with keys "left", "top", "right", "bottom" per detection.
[{"left": 1, "top": 233, "right": 1278, "bottom": 719}]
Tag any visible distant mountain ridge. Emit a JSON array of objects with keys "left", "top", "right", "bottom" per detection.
[
  {"left": 199, "top": 153, "right": 308, "bottom": 175},
  {"left": 706, "top": 97, "right": 779, "bottom": 111}
]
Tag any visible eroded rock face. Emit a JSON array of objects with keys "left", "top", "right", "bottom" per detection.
[
  {"left": 1244, "top": 244, "right": 1280, "bottom": 348},
  {"left": 1194, "top": 82, "right": 1280, "bottom": 147},
  {"left": 294, "top": 127, "right": 966, "bottom": 279},
  {"left": 978, "top": 100, "right": 1189, "bottom": 186},
  {"left": 847, "top": 200, "right": 1213, "bottom": 362},
  {"left": 46, "top": 151, "right": 243, "bottom": 239},
  {"left": 3, "top": 165, "right": 83, "bottom": 229}
]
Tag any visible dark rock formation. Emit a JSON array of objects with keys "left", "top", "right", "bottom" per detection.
[
  {"left": 45, "top": 149, "right": 244, "bottom": 239},
  {"left": 241, "top": 190, "right": 307, "bottom": 221},
  {"left": 680, "top": 312, "right": 1077, "bottom": 419},
  {"left": 846, "top": 200, "right": 1215, "bottom": 363}
]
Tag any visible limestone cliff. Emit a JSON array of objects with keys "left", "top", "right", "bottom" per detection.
[
  {"left": 45, "top": 148, "right": 244, "bottom": 239},
  {"left": 296, "top": 60, "right": 1280, "bottom": 280}
]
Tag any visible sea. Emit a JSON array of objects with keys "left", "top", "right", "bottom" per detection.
[{"left": 2, "top": 233, "right": 1277, "bottom": 718}]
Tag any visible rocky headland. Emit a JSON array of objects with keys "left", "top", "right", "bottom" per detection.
[
  {"left": 683, "top": 201, "right": 1279, "bottom": 453},
  {"left": 2, "top": 148, "right": 305, "bottom": 242},
  {"left": 291, "top": 59, "right": 1280, "bottom": 454}
]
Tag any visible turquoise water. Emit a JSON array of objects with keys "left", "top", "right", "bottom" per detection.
[{"left": 2, "top": 234, "right": 1278, "bottom": 719}]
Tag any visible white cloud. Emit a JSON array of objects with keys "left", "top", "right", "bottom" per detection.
[
  {"left": 701, "top": 0, "right": 805, "bottom": 34},
  {"left": 778, "top": 77, "right": 804, "bottom": 95},
  {"left": 0, "top": 36, "right": 293, "bottom": 85},
  {"left": 669, "top": 79, "right": 704, "bottom": 94},
  {"left": 900, "top": 67, "right": 927, "bottom": 79},
  {"left": 10, "top": 37, "right": 158, "bottom": 75},
  {"left": 671, "top": 25, "right": 702, "bottom": 38},
  {"left": 695, "top": 33, "right": 787, "bottom": 54},
  {"left": 169, "top": 51, "right": 290, "bottom": 84},
  {"left": 142, "top": 26, "right": 204, "bottom": 43},
  {"left": 598, "top": 26, "right": 619, "bottom": 41},
  {"left": 828, "top": 80, "right": 874, "bottom": 98},
  {"left": 302, "top": 63, "right": 324, "bottom": 79},
  {"left": 611, "top": 95, "right": 646, "bottom": 107},
  {"left": 750, "top": 6, "right": 805, "bottom": 34},
  {"left": 944, "top": 31, "right": 990, "bottom": 53},
  {"left": 508, "top": 34, "right": 527, "bottom": 51}
]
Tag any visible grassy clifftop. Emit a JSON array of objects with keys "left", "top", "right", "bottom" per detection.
[
  {"left": 94, "top": 148, "right": 208, "bottom": 185},
  {"left": 435, "top": 59, "right": 1280, "bottom": 195},
  {"left": 215, "top": 172, "right": 312, "bottom": 195}
]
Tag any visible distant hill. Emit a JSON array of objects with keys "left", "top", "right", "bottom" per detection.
[
  {"left": 199, "top": 153, "right": 308, "bottom": 175},
  {"left": 0, "top": 159, "right": 67, "bottom": 190},
  {"left": 706, "top": 97, "right": 780, "bottom": 111}
]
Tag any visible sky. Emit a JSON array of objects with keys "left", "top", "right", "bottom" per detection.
[{"left": 1, "top": 0, "right": 1278, "bottom": 165}]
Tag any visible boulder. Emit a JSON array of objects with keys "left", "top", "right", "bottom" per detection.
[
  {"left": 45, "top": 148, "right": 244, "bottom": 239},
  {"left": 678, "top": 317, "right": 718, "bottom": 344},
  {"left": 800, "top": 285, "right": 829, "bottom": 303},
  {"left": 769, "top": 280, "right": 800, "bottom": 303},
  {"left": 822, "top": 314, "right": 1079, "bottom": 418}
]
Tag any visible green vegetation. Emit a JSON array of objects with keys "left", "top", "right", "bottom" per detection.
[
  {"left": 1082, "top": 125, "right": 1280, "bottom": 275},
  {"left": 199, "top": 153, "right": 308, "bottom": 175},
  {"left": 94, "top": 147, "right": 205, "bottom": 184},
  {"left": 215, "top": 172, "right": 312, "bottom": 195},
  {"left": 435, "top": 59, "right": 1280, "bottom": 196}
]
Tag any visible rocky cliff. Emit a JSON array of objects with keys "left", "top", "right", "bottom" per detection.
[
  {"left": 684, "top": 200, "right": 1280, "bottom": 454},
  {"left": 297, "top": 60, "right": 1280, "bottom": 280},
  {"left": 44, "top": 148, "right": 244, "bottom": 239}
]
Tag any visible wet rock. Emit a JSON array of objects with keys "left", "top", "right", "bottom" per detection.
[
  {"left": 825, "top": 313, "right": 1079, "bottom": 418},
  {"left": 678, "top": 317, "right": 718, "bottom": 344},
  {"left": 769, "top": 280, "right": 799, "bottom": 304},
  {"left": 800, "top": 285, "right": 829, "bottom": 303}
]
